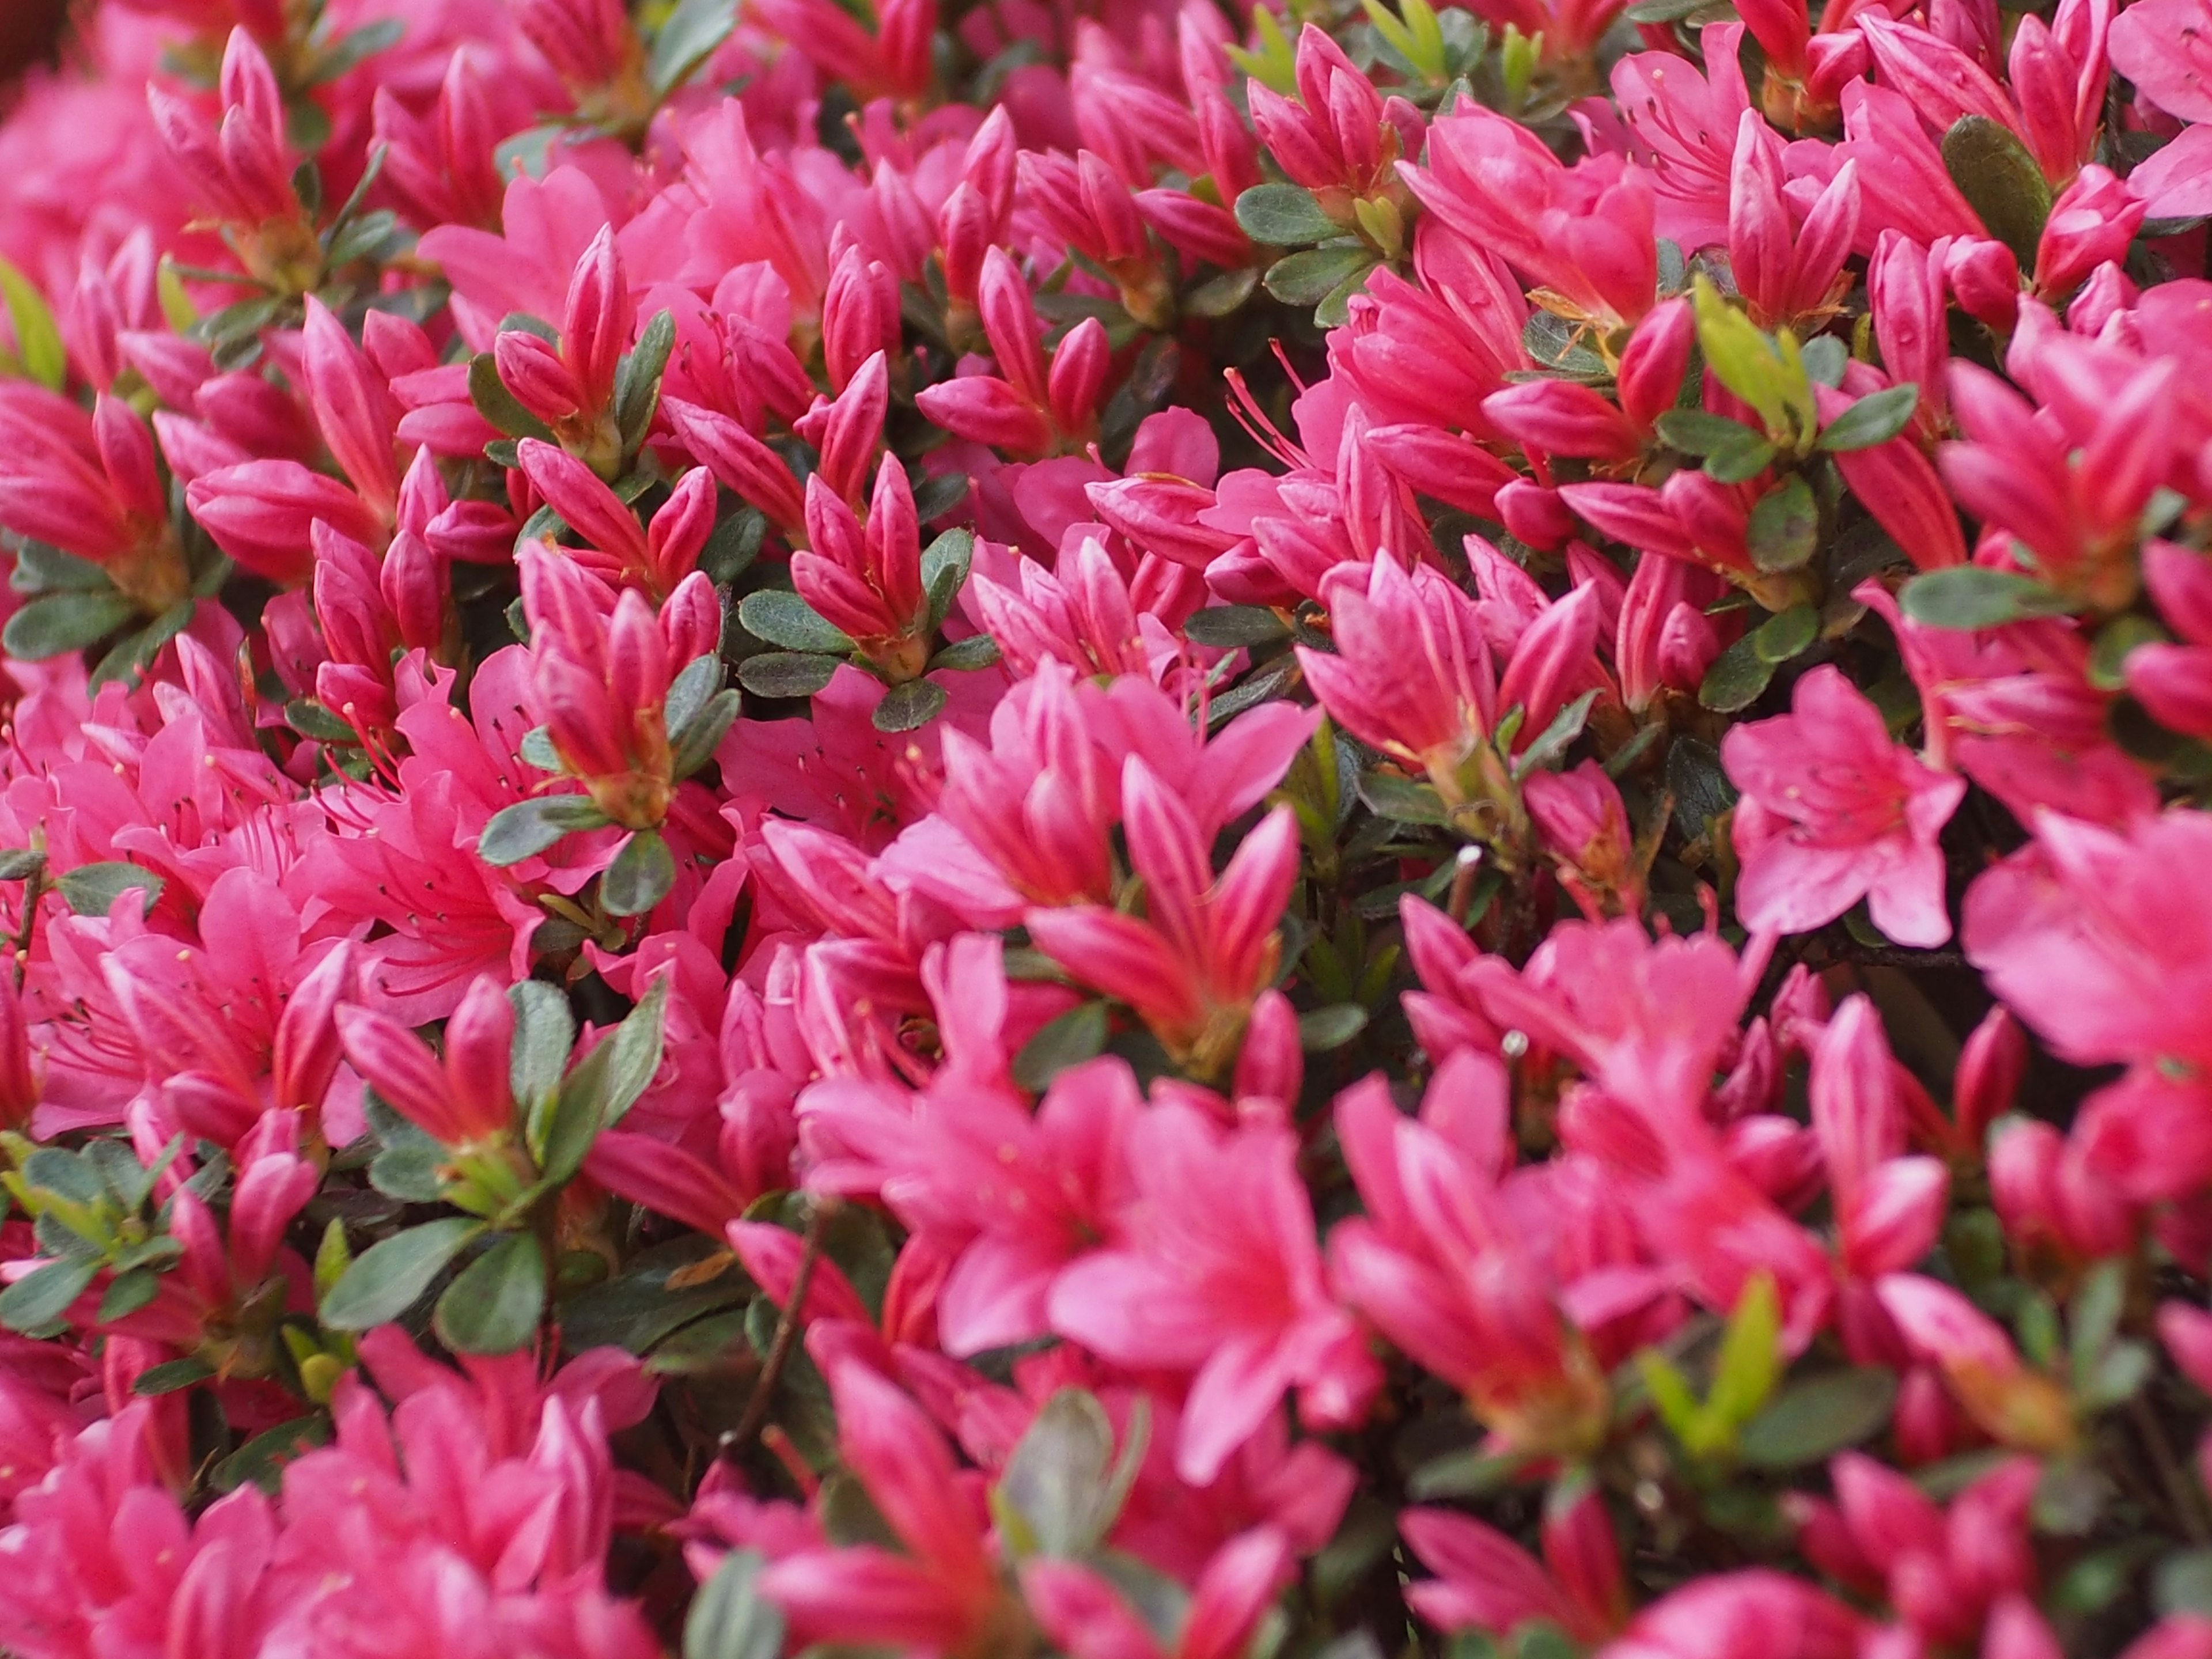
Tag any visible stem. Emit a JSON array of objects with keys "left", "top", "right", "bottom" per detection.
[
  {"left": 12, "top": 863, "right": 47, "bottom": 976},
  {"left": 725, "top": 1200, "right": 831, "bottom": 1457},
  {"left": 2131, "top": 1392, "right": 2212, "bottom": 1547}
]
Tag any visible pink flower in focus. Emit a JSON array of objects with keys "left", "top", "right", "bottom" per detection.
[{"left": 1723, "top": 665, "right": 1965, "bottom": 947}]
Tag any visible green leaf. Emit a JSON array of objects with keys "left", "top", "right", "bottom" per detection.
[
  {"left": 56, "top": 861, "right": 163, "bottom": 918},
  {"left": 1737, "top": 1367, "right": 1898, "bottom": 1467},
  {"left": 700, "top": 505, "right": 766, "bottom": 584},
  {"left": 320, "top": 1217, "right": 484, "bottom": 1330},
  {"left": 1703, "top": 429, "right": 1780, "bottom": 484},
  {"left": 0, "top": 255, "right": 66, "bottom": 390},
  {"left": 602, "top": 830, "right": 676, "bottom": 917},
  {"left": 672, "top": 690, "right": 741, "bottom": 777},
  {"left": 0, "top": 847, "right": 45, "bottom": 881},
  {"left": 1012, "top": 1002, "right": 1109, "bottom": 1093},
  {"left": 928, "top": 634, "right": 1003, "bottom": 673},
  {"left": 478, "top": 795, "right": 609, "bottom": 865},
  {"left": 1817, "top": 384, "right": 1919, "bottom": 452},
  {"left": 738, "top": 590, "right": 855, "bottom": 655},
  {"left": 433, "top": 1231, "right": 547, "bottom": 1354},
  {"left": 1899, "top": 566, "right": 2076, "bottom": 630},
  {"left": 616, "top": 309, "right": 676, "bottom": 451},
  {"left": 1298, "top": 1004, "right": 1369, "bottom": 1051},
  {"left": 1184, "top": 266, "right": 1260, "bottom": 318},
  {"left": 1656, "top": 408, "right": 1765, "bottom": 456},
  {"left": 596, "top": 974, "right": 670, "bottom": 1130},
  {"left": 1263, "top": 244, "right": 1377, "bottom": 308},
  {"left": 1623, "top": 0, "right": 1706, "bottom": 20},
  {"left": 3, "top": 590, "right": 137, "bottom": 660},
  {"left": 133, "top": 1355, "right": 217, "bottom": 1395},
  {"left": 921, "top": 527, "right": 977, "bottom": 631},
  {"left": 2069, "top": 1258, "right": 2127, "bottom": 1377},
  {"left": 99, "top": 1266, "right": 162, "bottom": 1321},
  {"left": 664, "top": 654, "right": 723, "bottom": 741},
  {"left": 1747, "top": 476, "right": 1819, "bottom": 573},
  {"left": 1752, "top": 603, "right": 1820, "bottom": 664},
  {"left": 2158, "top": 1548, "right": 2212, "bottom": 1618},
  {"left": 2089, "top": 614, "right": 2168, "bottom": 692},
  {"left": 1800, "top": 334, "right": 1849, "bottom": 388},
  {"left": 211, "top": 1415, "right": 331, "bottom": 1495},
  {"left": 1184, "top": 605, "right": 1290, "bottom": 647},
  {"left": 12, "top": 540, "right": 111, "bottom": 593},
  {"left": 509, "top": 980, "right": 576, "bottom": 1112},
  {"left": 650, "top": 0, "right": 738, "bottom": 94},
  {"left": 873, "top": 678, "right": 949, "bottom": 733},
  {"left": 1637, "top": 1351, "right": 1705, "bottom": 1446},
  {"left": 324, "top": 210, "right": 402, "bottom": 270},
  {"left": 1942, "top": 115, "right": 2052, "bottom": 270},
  {"left": 1234, "top": 183, "right": 1341, "bottom": 246},
  {"left": 1512, "top": 688, "right": 1599, "bottom": 780},
  {"left": 1698, "top": 632, "right": 1779, "bottom": 713},
  {"left": 0, "top": 1256, "right": 99, "bottom": 1331},
  {"left": 994, "top": 1389, "right": 1134, "bottom": 1558},
  {"left": 1357, "top": 769, "right": 1451, "bottom": 825},
  {"left": 468, "top": 353, "right": 555, "bottom": 442},
  {"left": 737, "top": 651, "right": 840, "bottom": 698},
  {"left": 1708, "top": 1272, "right": 1783, "bottom": 1431},
  {"left": 685, "top": 1550, "right": 786, "bottom": 1659}
]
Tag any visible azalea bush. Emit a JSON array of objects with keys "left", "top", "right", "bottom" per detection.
[{"left": 3, "top": 0, "right": 2212, "bottom": 1654}]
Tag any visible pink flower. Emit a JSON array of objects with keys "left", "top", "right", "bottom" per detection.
[
  {"left": 1723, "top": 665, "right": 1966, "bottom": 947},
  {"left": 1049, "top": 1099, "right": 1380, "bottom": 1484}
]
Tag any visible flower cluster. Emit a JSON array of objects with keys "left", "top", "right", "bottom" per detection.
[{"left": 0, "top": 0, "right": 2210, "bottom": 1654}]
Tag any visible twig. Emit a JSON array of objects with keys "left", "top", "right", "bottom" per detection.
[{"left": 724, "top": 1201, "right": 831, "bottom": 1457}]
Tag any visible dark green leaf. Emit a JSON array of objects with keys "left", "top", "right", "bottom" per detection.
[
  {"left": 1800, "top": 335, "right": 1849, "bottom": 388},
  {"left": 617, "top": 309, "right": 676, "bottom": 450},
  {"left": 650, "top": 0, "right": 738, "bottom": 93},
  {"left": 1358, "top": 768, "right": 1450, "bottom": 825},
  {"left": 433, "top": 1231, "right": 547, "bottom": 1354},
  {"left": 508, "top": 980, "right": 576, "bottom": 1112},
  {"left": 928, "top": 634, "right": 1003, "bottom": 672},
  {"left": 2157, "top": 1548, "right": 2212, "bottom": 1618},
  {"left": 921, "top": 527, "right": 977, "bottom": 631},
  {"left": 478, "top": 795, "right": 609, "bottom": 865},
  {"left": 3, "top": 590, "right": 137, "bottom": 659},
  {"left": 672, "top": 690, "right": 741, "bottom": 775},
  {"left": 0, "top": 847, "right": 45, "bottom": 881},
  {"left": 737, "top": 651, "right": 840, "bottom": 698},
  {"left": 1738, "top": 1367, "right": 1898, "bottom": 1467},
  {"left": 1184, "top": 605, "right": 1290, "bottom": 647},
  {"left": 597, "top": 974, "right": 669, "bottom": 1130},
  {"left": 287, "top": 697, "right": 356, "bottom": 742},
  {"left": 1264, "top": 244, "right": 1376, "bottom": 308},
  {"left": 320, "top": 1217, "right": 484, "bottom": 1329},
  {"left": 468, "top": 353, "right": 555, "bottom": 441},
  {"left": 1234, "top": 182, "right": 1341, "bottom": 246},
  {"left": 685, "top": 1550, "right": 786, "bottom": 1659},
  {"left": 0, "top": 1257, "right": 99, "bottom": 1331},
  {"left": 664, "top": 654, "right": 722, "bottom": 740},
  {"left": 1623, "top": 0, "right": 1705, "bottom": 21},
  {"left": 211, "top": 1415, "right": 331, "bottom": 1495},
  {"left": 56, "top": 861, "right": 163, "bottom": 918},
  {"left": 324, "top": 210, "right": 402, "bottom": 269},
  {"left": 1748, "top": 476, "right": 1819, "bottom": 572},
  {"left": 602, "top": 830, "right": 676, "bottom": 917},
  {"left": 873, "top": 678, "right": 949, "bottom": 733},
  {"left": 1657, "top": 409, "right": 1764, "bottom": 456},
  {"left": 1512, "top": 688, "right": 1599, "bottom": 780},
  {"left": 99, "top": 1266, "right": 162, "bottom": 1321},
  {"left": 1899, "top": 566, "right": 2076, "bottom": 630},
  {"left": 1698, "top": 632, "right": 1778, "bottom": 713},
  {"left": 1942, "top": 115, "right": 2053, "bottom": 269},
  {"left": 994, "top": 1389, "right": 1131, "bottom": 1558},
  {"left": 1703, "top": 429, "right": 1779, "bottom": 483},
  {"left": 738, "top": 590, "right": 854, "bottom": 654},
  {"left": 12, "top": 540, "right": 111, "bottom": 593},
  {"left": 1523, "top": 312, "right": 1608, "bottom": 379},
  {"left": 1012, "top": 1002, "right": 1109, "bottom": 1093},
  {"left": 1818, "top": 384, "right": 1919, "bottom": 451},
  {"left": 133, "top": 1355, "right": 217, "bottom": 1395},
  {"left": 1752, "top": 603, "right": 1820, "bottom": 664},
  {"left": 1298, "top": 1004, "right": 1369, "bottom": 1051},
  {"left": 2088, "top": 615, "right": 2167, "bottom": 692},
  {"left": 700, "top": 505, "right": 766, "bottom": 583},
  {"left": 1184, "top": 266, "right": 1260, "bottom": 317}
]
